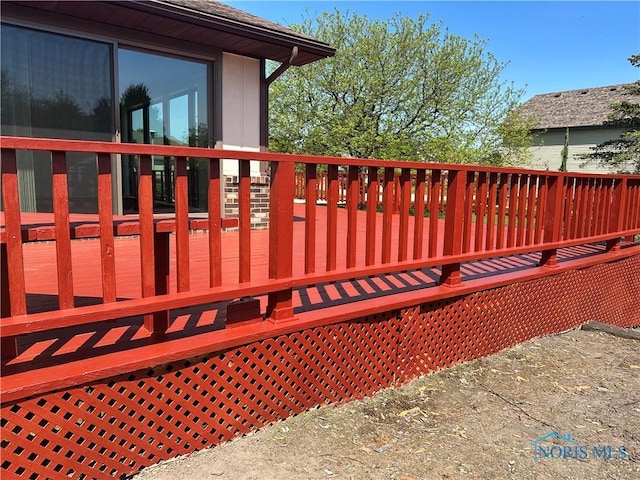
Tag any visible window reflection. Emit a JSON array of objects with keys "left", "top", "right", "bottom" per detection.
[
  {"left": 119, "top": 48, "right": 209, "bottom": 212},
  {"left": 1, "top": 24, "right": 114, "bottom": 212},
  {"left": 1, "top": 24, "right": 113, "bottom": 139}
]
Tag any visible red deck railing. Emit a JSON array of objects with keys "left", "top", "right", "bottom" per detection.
[
  {"left": 294, "top": 170, "right": 448, "bottom": 213},
  {"left": 1, "top": 136, "right": 640, "bottom": 366}
]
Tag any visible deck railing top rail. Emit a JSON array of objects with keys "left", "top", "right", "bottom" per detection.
[{"left": 3, "top": 135, "right": 639, "bottom": 179}]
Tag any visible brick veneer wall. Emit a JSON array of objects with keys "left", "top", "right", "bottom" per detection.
[{"left": 223, "top": 174, "right": 270, "bottom": 229}]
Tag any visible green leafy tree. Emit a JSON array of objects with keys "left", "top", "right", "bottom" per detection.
[
  {"left": 269, "top": 10, "right": 531, "bottom": 165},
  {"left": 581, "top": 54, "right": 640, "bottom": 173}
]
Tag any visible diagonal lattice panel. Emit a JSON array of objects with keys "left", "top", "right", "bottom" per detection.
[
  {"left": 1, "top": 311, "right": 402, "bottom": 479},
  {"left": 397, "top": 255, "right": 640, "bottom": 384},
  {"left": 1, "top": 255, "right": 639, "bottom": 479}
]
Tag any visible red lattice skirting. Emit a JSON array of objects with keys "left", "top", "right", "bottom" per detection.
[{"left": 2, "top": 255, "right": 639, "bottom": 479}]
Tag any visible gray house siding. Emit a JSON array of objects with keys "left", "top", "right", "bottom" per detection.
[
  {"left": 529, "top": 127, "right": 628, "bottom": 173},
  {"left": 519, "top": 84, "right": 635, "bottom": 174}
]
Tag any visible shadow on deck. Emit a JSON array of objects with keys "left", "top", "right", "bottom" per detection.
[{"left": 4, "top": 238, "right": 626, "bottom": 377}]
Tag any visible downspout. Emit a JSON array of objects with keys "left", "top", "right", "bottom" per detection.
[
  {"left": 260, "top": 46, "right": 299, "bottom": 152},
  {"left": 266, "top": 46, "right": 299, "bottom": 87}
]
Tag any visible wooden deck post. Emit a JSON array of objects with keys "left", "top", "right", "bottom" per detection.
[
  {"left": 540, "top": 174, "right": 565, "bottom": 267},
  {"left": 139, "top": 155, "right": 169, "bottom": 334},
  {"left": 1, "top": 148, "right": 25, "bottom": 360},
  {"left": 267, "top": 160, "right": 295, "bottom": 323},
  {"left": 440, "top": 169, "right": 466, "bottom": 287},
  {"left": 606, "top": 177, "right": 628, "bottom": 253},
  {"left": 1, "top": 243, "right": 18, "bottom": 360},
  {"left": 1, "top": 149, "right": 27, "bottom": 310}
]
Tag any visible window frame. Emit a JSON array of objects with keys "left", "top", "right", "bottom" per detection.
[{"left": 1, "top": 17, "right": 219, "bottom": 214}]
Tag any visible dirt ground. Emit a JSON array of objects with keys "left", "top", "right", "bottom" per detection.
[{"left": 132, "top": 327, "right": 639, "bottom": 480}]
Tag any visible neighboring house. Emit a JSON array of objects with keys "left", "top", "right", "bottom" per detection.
[
  {"left": 518, "top": 84, "right": 633, "bottom": 173},
  {"left": 0, "top": 0, "right": 335, "bottom": 215}
]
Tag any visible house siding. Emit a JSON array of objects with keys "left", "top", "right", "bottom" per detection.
[
  {"left": 529, "top": 127, "right": 629, "bottom": 173},
  {"left": 220, "top": 52, "right": 269, "bottom": 228},
  {"left": 221, "top": 52, "right": 262, "bottom": 177}
]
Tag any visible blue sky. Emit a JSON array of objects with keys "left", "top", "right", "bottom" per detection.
[{"left": 224, "top": 1, "right": 639, "bottom": 101}]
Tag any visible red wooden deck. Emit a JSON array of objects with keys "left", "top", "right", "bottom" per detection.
[
  {"left": 1, "top": 136, "right": 640, "bottom": 480},
  {"left": 2, "top": 201, "right": 638, "bottom": 402},
  {"left": 1, "top": 137, "right": 640, "bottom": 400}
]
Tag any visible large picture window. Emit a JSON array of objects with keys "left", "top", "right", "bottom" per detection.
[
  {"left": 118, "top": 48, "right": 210, "bottom": 212},
  {"left": 1, "top": 24, "right": 114, "bottom": 212},
  {"left": 1, "top": 24, "right": 212, "bottom": 214}
]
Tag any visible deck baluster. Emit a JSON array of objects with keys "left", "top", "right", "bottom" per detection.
[
  {"left": 507, "top": 174, "right": 519, "bottom": 247},
  {"left": 326, "top": 165, "right": 339, "bottom": 271},
  {"left": 346, "top": 165, "right": 359, "bottom": 268},
  {"left": 175, "top": 156, "right": 190, "bottom": 291},
  {"left": 365, "top": 166, "right": 378, "bottom": 266},
  {"left": 208, "top": 158, "right": 222, "bottom": 287},
  {"left": 305, "top": 164, "right": 317, "bottom": 274},
  {"left": 526, "top": 175, "right": 537, "bottom": 245},
  {"left": 428, "top": 169, "right": 442, "bottom": 257},
  {"left": 474, "top": 172, "right": 488, "bottom": 252},
  {"left": 486, "top": 173, "right": 498, "bottom": 250},
  {"left": 52, "top": 151, "right": 74, "bottom": 310},
  {"left": 496, "top": 173, "right": 509, "bottom": 249},
  {"left": 462, "top": 171, "right": 475, "bottom": 254},
  {"left": 239, "top": 160, "right": 252, "bottom": 283},
  {"left": 607, "top": 177, "right": 628, "bottom": 252},
  {"left": 398, "top": 168, "right": 411, "bottom": 262},
  {"left": 97, "top": 153, "right": 116, "bottom": 303},
  {"left": 381, "top": 167, "right": 394, "bottom": 264},
  {"left": 413, "top": 169, "right": 426, "bottom": 260}
]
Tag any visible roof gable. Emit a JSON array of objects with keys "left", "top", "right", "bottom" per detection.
[{"left": 519, "top": 84, "right": 634, "bottom": 130}]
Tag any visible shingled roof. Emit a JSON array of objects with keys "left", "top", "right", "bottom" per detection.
[
  {"left": 162, "top": 0, "right": 318, "bottom": 42},
  {"left": 519, "top": 84, "right": 634, "bottom": 130}
]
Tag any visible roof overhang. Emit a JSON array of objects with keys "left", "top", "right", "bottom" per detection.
[{"left": 1, "top": 1, "right": 335, "bottom": 66}]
